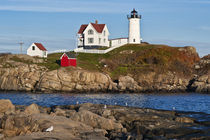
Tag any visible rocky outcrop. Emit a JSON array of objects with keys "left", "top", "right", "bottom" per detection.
[
  {"left": 0, "top": 100, "right": 15, "bottom": 114},
  {"left": 0, "top": 64, "right": 192, "bottom": 93},
  {"left": 118, "top": 76, "right": 141, "bottom": 92},
  {"left": 1, "top": 113, "right": 40, "bottom": 137},
  {"left": 70, "top": 110, "right": 123, "bottom": 131},
  {"left": 190, "top": 75, "right": 210, "bottom": 93},
  {"left": 0, "top": 100, "right": 209, "bottom": 139},
  {"left": 24, "top": 104, "right": 40, "bottom": 115},
  {"left": 137, "top": 72, "right": 190, "bottom": 92},
  {"left": 39, "top": 68, "right": 115, "bottom": 92},
  {"left": 0, "top": 64, "right": 45, "bottom": 91},
  {"left": 0, "top": 65, "right": 204, "bottom": 93},
  {"left": 0, "top": 53, "right": 209, "bottom": 93},
  {"left": 0, "top": 62, "right": 117, "bottom": 92},
  {"left": 189, "top": 54, "right": 210, "bottom": 93}
]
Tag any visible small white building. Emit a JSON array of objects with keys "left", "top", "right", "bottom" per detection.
[
  {"left": 109, "top": 38, "right": 128, "bottom": 47},
  {"left": 27, "top": 43, "right": 47, "bottom": 58},
  {"left": 77, "top": 20, "right": 110, "bottom": 49}
]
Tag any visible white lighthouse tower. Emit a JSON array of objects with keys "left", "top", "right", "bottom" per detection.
[{"left": 127, "top": 9, "right": 141, "bottom": 44}]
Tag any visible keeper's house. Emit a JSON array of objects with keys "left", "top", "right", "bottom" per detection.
[
  {"left": 27, "top": 43, "right": 47, "bottom": 58},
  {"left": 77, "top": 20, "right": 109, "bottom": 49}
]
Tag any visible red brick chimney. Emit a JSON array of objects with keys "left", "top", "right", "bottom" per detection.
[{"left": 95, "top": 20, "right": 98, "bottom": 24}]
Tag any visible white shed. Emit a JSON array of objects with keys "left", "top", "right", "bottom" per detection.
[
  {"left": 27, "top": 43, "right": 47, "bottom": 58},
  {"left": 109, "top": 38, "right": 128, "bottom": 47}
]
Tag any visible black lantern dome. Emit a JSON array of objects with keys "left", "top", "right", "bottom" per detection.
[
  {"left": 131, "top": 9, "right": 137, "bottom": 14},
  {"left": 128, "top": 9, "right": 141, "bottom": 19}
]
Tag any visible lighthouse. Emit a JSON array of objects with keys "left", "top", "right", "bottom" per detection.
[{"left": 128, "top": 9, "right": 141, "bottom": 44}]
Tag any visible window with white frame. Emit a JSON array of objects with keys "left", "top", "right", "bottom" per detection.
[
  {"left": 88, "top": 29, "right": 94, "bottom": 35},
  {"left": 88, "top": 38, "right": 94, "bottom": 44},
  {"left": 103, "top": 31, "right": 106, "bottom": 36}
]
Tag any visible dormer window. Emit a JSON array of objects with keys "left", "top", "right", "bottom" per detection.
[
  {"left": 32, "top": 46, "right": 35, "bottom": 50},
  {"left": 88, "top": 29, "right": 94, "bottom": 35}
]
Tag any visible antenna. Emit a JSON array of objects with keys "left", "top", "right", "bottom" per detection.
[{"left": 18, "top": 42, "right": 24, "bottom": 54}]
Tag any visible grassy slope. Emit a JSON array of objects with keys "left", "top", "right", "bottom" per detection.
[{"left": 46, "top": 44, "right": 200, "bottom": 80}]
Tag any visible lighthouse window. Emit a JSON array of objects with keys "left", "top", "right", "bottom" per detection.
[
  {"left": 32, "top": 46, "right": 35, "bottom": 50},
  {"left": 133, "top": 39, "right": 136, "bottom": 42},
  {"left": 88, "top": 38, "right": 94, "bottom": 44},
  {"left": 88, "top": 29, "right": 94, "bottom": 35}
]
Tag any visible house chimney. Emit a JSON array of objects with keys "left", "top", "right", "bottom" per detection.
[{"left": 95, "top": 20, "right": 98, "bottom": 24}]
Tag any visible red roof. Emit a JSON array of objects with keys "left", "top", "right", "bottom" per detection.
[
  {"left": 91, "top": 23, "right": 105, "bottom": 33},
  {"left": 78, "top": 23, "right": 105, "bottom": 34},
  {"left": 78, "top": 24, "right": 88, "bottom": 34},
  {"left": 34, "top": 43, "right": 47, "bottom": 51}
]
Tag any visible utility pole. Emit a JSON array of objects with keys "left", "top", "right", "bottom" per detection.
[{"left": 18, "top": 42, "right": 24, "bottom": 54}]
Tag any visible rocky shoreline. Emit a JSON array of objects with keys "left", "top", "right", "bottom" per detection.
[
  {"left": 0, "top": 64, "right": 209, "bottom": 94},
  {"left": 0, "top": 99, "right": 209, "bottom": 140},
  {"left": 0, "top": 50, "right": 209, "bottom": 94}
]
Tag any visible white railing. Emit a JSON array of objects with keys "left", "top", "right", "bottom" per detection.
[
  {"left": 48, "top": 49, "right": 67, "bottom": 54},
  {"left": 74, "top": 44, "right": 127, "bottom": 54}
]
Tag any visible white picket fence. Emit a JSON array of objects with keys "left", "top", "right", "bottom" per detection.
[
  {"left": 48, "top": 49, "right": 67, "bottom": 54},
  {"left": 48, "top": 43, "right": 126, "bottom": 55},
  {"left": 74, "top": 44, "right": 126, "bottom": 54}
]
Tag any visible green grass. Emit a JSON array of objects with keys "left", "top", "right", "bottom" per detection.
[
  {"left": 111, "top": 66, "right": 128, "bottom": 79},
  {"left": 77, "top": 53, "right": 110, "bottom": 71},
  {"left": 108, "top": 44, "right": 155, "bottom": 55},
  {"left": 39, "top": 53, "right": 62, "bottom": 71},
  {"left": 39, "top": 44, "right": 169, "bottom": 72}
]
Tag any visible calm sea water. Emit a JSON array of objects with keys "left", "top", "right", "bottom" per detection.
[{"left": 0, "top": 92, "right": 210, "bottom": 114}]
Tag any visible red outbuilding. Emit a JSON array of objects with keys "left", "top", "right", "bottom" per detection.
[{"left": 60, "top": 52, "right": 77, "bottom": 67}]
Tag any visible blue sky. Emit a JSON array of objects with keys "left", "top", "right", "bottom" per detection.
[{"left": 0, "top": 0, "right": 209, "bottom": 56}]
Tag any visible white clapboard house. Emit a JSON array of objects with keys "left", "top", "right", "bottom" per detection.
[
  {"left": 27, "top": 43, "right": 47, "bottom": 58},
  {"left": 77, "top": 20, "right": 110, "bottom": 49}
]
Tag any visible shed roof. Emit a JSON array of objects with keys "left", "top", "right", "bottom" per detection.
[
  {"left": 66, "top": 52, "right": 76, "bottom": 58},
  {"left": 60, "top": 52, "right": 76, "bottom": 59},
  {"left": 34, "top": 43, "right": 47, "bottom": 51}
]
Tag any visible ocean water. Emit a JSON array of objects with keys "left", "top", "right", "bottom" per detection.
[{"left": 0, "top": 92, "right": 210, "bottom": 114}]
